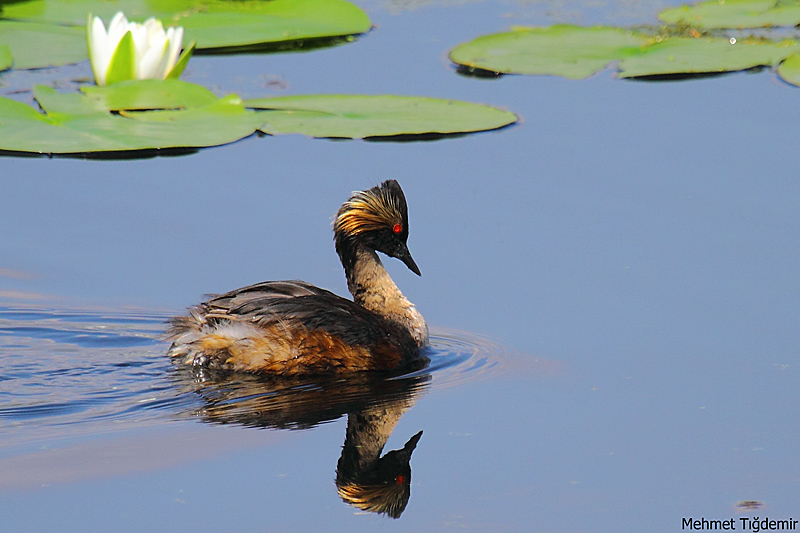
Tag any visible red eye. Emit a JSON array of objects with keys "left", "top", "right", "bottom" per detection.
[
  {"left": 393, "top": 224, "right": 402, "bottom": 234},
  {"left": 395, "top": 475, "right": 405, "bottom": 485}
]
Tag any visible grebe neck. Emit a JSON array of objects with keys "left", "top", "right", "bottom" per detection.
[
  {"left": 344, "top": 246, "right": 429, "bottom": 347},
  {"left": 338, "top": 404, "right": 405, "bottom": 476}
]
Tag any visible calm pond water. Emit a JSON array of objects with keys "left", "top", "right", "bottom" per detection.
[{"left": 2, "top": 0, "right": 800, "bottom": 531}]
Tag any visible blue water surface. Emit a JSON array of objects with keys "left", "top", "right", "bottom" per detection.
[{"left": 1, "top": 0, "right": 799, "bottom": 531}]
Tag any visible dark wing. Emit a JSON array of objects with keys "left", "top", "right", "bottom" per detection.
[
  {"left": 204, "top": 280, "right": 338, "bottom": 311},
  {"left": 201, "top": 280, "right": 415, "bottom": 350}
]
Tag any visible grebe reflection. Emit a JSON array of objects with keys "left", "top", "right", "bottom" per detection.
[
  {"left": 336, "top": 406, "right": 423, "bottom": 518},
  {"left": 174, "top": 364, "right": 428, "bottom": 518}
]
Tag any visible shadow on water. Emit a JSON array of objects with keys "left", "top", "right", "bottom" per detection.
[
  {"left": 623, "top": 70, "right": 742, "bottom": 83},
  {"left": 454, "top": 64, "right": 506, "bottom": 79},
  {"left": 193, "top": 34, "right": 367, "bottom": 56},
  {"left": 0, "top": 147, "right": 203, "bottom": 161},
  {"left": 454, "top": 63, "right": 769, "bottom": 84}
]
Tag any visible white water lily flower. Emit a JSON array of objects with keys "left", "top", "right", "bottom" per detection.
[{"left": 87, "top": 12, "right": 194, "bottom": 86}]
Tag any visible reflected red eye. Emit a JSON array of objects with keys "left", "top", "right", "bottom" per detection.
[
  {"left": 395, "top": 475, "right": 405, "bottom": 485},
  {"left": 393, "top": 224, "right": 402, "bottom": 234}
]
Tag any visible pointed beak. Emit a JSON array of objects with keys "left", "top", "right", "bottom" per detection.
[
  {"left": 395, "top": 244, "right": 421, "bottom": 276},
  {"left": 392, "top": 431, "right": 423, "bottom": 462},
  {"left": 404, "top": 430, "right": 423, "bottom": 452}
]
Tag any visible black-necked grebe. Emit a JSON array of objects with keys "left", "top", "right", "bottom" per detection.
[{"left": 166, "top": 180, "right": 428, "bottom": 374}]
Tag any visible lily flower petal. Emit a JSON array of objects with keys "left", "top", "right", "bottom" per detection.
[
  {"left": 86, "top": 11, "right": 189, "bottom": 86},
  {"left": 138, "top": 33, "right": 168, "bottom": 79},
  {"left": 107, "top": 12, "right": 128, "bottom": 37},
  {"left": 161, "top": 27, "right": 184, "bottom": 78},
  {"left": 167, "top": 40, "right": 195, "bottom": 80},
  {"left": 87, "top": 15, "right": 109, "bottom": 86}
]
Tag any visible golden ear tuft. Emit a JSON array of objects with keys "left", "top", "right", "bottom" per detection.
[
  {"left": 337, "top": 481, "right": 409, "bottom": 518},
  {"left": 334, "top": 181, "right": 405, "bottom": 238}
]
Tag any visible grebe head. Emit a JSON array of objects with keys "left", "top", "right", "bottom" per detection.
[{"left": 334, "top": 180, "right": 420, "bottom": 276}]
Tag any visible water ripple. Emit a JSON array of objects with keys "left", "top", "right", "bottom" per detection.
[
  {"left": 419, "top": 329, "right": 511, "bottom": 388},
  {"left": 0, "top": 303, "right": 512, "bottom": 451}
]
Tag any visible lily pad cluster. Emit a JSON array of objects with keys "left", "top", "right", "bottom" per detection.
[
  {"left": 450, "top": 2, "right": 800, "bottom": 86},
  {"left": 0, "top": 80, "right": 517, "bottom": 155},
  {"left": 0, "top": 0, "right": 519, "bottom": 156},
  {"left": 0, "top": 0, "right": 371, "bottom": 70}
]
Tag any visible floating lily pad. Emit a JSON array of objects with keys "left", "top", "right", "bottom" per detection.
[
  {"left": 449, "top": 25, "right": 652, "bottom": 79},
  {"left": 0, "top": 45, "right": 11, "bottom": 72},
  {"left": 777, "top": 53, "right": 800, "bottom": 85},
  {"left": 0, "top": 21, "right": 86, "bottom": 69},
  {"left": 1, "top": 0, "right": 371, "bottom": 68},
  {"left": 80, "top": 80, "right": 219, "bottom": 111},
  {"left": 1, "top": 85, "right": 510, "bottom": 155},
  {"left": 0, "top": 87, "right": 265, "bottom": 155},
  {"left": 175, "top": 0, "right": 371, "bottom": 51},
  {"left": 1, "top": 0, "right": 161, "bottom": 24},
  {"left": 32, "top": 85, "right": 107, "bottom": 115},
  {"left": 659, "top": 0, "right": 800, "bottom": 29},
  {"left": 119, "top": 95, "right": 267, "bottom": 138},
  {"left": 618, "top": 36, "right": 800, "bottom": 77},
  {"left": 33, "top": 82, "right": 218, "bottom": 115},
  {"left": 245, "top": 95, "right": 517, "bottom": 138}
]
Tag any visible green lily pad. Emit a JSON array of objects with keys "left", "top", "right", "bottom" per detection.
[
  {"left": 0, "top": 45, "right": 11, "bottom": 72},
  {"left": 1, "top": 86, "right": 516, "bottom": 155},
  {"left": 176, "top": 0, "right": 371, "bottom": 51},
  {"left": 777, "top": 53, "right": 800, "bottom": 85},
  {"left": 120, "top": 95, "right": 267, "bottom": 142},
  {"left": 33, "top": 85, "right": 108, "bottom": 115},
  {"left": 33, "top": 80, "right": 218, "bottom": 115},
  {"left": 659, "top": 0, "right": 800, "bottom": 29},
  {"left": 1, "top": 0, "right": 163, "bottom": 24},
  {"left": 0, "top": 20, "right": 86, "bottom": 69},
  {"left": 245, "top": 94, "right": 517, "bottom": 138},
  {"left": 0, "top": 95, "right": 98, "bottom": 153},
  {"left": 0, "top": 87, "right": 265, "bottom": 155},
  {"left": 80, "top": 80, "right": 219, "bottom": 111},
  {"left": 1, "top": 0, "right": 371, "bottom": 67},
  {"left": 449, "top": 25, "right": 652, "bottom": 79},
  {"left": 618, "top": 36, "right": 800, "bottom": 77}
]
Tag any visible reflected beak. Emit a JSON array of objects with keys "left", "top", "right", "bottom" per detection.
[
  {"left": 395, "top": 244, "right": 421, "bottom": 276},
  {"left": 403, "top": 430, "right": 423, "bottom": 452}
]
